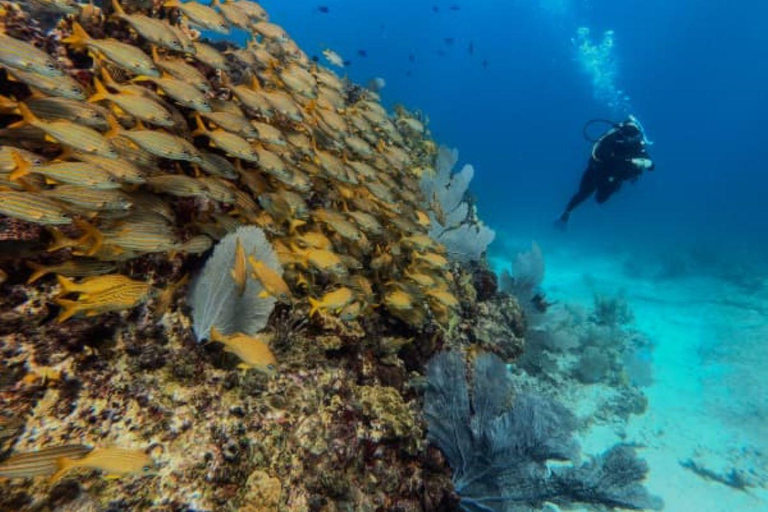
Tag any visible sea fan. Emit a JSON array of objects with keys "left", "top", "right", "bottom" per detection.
[{"left": 188, "top": 226, "right": 280, "bottom": 341}]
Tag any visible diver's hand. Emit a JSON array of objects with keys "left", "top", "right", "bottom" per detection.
[{"left": 631, "top": 157, "right": 653, "bottom": 170}]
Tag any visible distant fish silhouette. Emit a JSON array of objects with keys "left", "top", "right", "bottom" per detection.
[
  {"left": 357, "top": 49, "right": 368, "bottom": 57},
  {"left": 408, "top": 53, "right": 415, "bottom": 63},
  {"left": 432, "top": 5, "right": 439, "bottom": 13},
  {"left": 317, "top": 5, "right": 329, "bottom": 13},
  {"left": 482, "top": 58, "right": 489, "bottom": 69},
  {"left": 444, "top": 37, "right": 455, "bottom": 45},
  {"left": 449, "top": 4, "right": 460, "bottom": 10},
  {"left": 435, "top": 49, "right": 447, "bottom": 57},
  {"left": 468, "top": 41, "right": 474, "bottom": 55}
]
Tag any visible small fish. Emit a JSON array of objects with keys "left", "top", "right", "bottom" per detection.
[
  {"left": 247, "top": 255, "right": 291, "bottom": 302},
  {"left": 73, "top": 152, "right": 146, "bottom": 184},
  {"left": 26, "top": 260, "right": 116, "bottom": 284},
  {"left": 212, "top": 0, "right": 250, "bottom": 29},
  {"left": 27, "top": 97, "right": 110, "bottom": 130},
  {"left": 11, "top": 151, "right": 119, "bottom": 189},
  {"left": 322, "top": 48, "right": 344, "bottom": 68},
  {"left": 57, "top": 273, "right": 137, "bottom": 297},
  {"left": 308, "top": 287, "right": 355, "bottom": 317},
  {"left": 209, "top": 326, "right": 278, "bottom": 375},
  {"left": 89, "top": 77, "right": 175, "bottom": 127},
  {"left": 426, "top": 289, "right": 459, "bottom": 308},
  {"left": 132, "top": 74, "right": 212, "bottom": 113},
  {"left": 317, "top": 5, "right": 329, "bottom": 13},
  {"left": 151, "top": 48, "right": 211, "bottom": 93},
  {"left": 200, "top": 110, "right": 258, "bottom": 138},
  {"left": 51, "top": 447, "right": 156, "bottom": 483},
  {"left": 0, "top": 190, "right": 71, "bottom": 225},
  {"left": 63, "top": 23, "right": 160, "bottom": 77},
  {"left": 146, "top": 175, "right": 209, "bottom": 198},
  {"left": 444, "top": 37, "right": 455, "bottom": 45},
  {"left": 116, "top": 123, "right": 201, "bottom": 162},
  {"left": 231, "top": 237, "right": 247, "bottom": 296},
  {"left": 251, "top": 21, "right": 287, "bottom": 41},
  {"left": 164, "top": 0, "right": 229, "bottom": 34},
  {"left": 0, "top": 33, "right": 64, "bottom": 77},
  {"left": 0, "top": 268, "right": 7, "bottom": 285},
  {"left": 110, "top": 0, "right": 186, "bottom": 52},
  {"left": 27, "top": 0, "right": 82, "bottom": 14},
  {"left": 14, "top": 103, "right": 117, "bottom": 158},
  {"left": 42, "top": 185, "right": 132, "bottom": 212},
  {"left": 196, "top": 151, "right": 238, "bottom": 179},
  {"left": 55, "top": 279, "right": 153, "bottom": 322},
  {"left": 6, "top": 67, "right": 86, "bottom": 100},
  {"left": 177, "top": 234, "right": 213, "bottom": 254},
  {"left": 357, "top": 49, "right": 367, "bottom": 57},
  {"left": 0, "top": 445, "right": 93, "bottom": 479},
  {"left": 191, "top": 42, "right": 229, "bottom": 71},
  {"left": 231, "top": 0, "right": 268, "bottom": 21},
  {"left": 192, "top": 114, "right": 260, "bottom": 162}
]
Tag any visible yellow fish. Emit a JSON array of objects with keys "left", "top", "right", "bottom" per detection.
[
  {"left": 309, "top": 287, "right": 355, "bottom": 317},
  {"left": 55, "top": 279, "right": 153, "bottom": 322},
  {"left": 200, "top": 110, "right": 258, "bottom": 138},
  {"left": 115, "top": 122, "right": 201, "bottom": 162},
  {"left": 191, "top": 41, "right": 229, "bottom": 70},
  {"left": 63, "top": 22, "right": 160, "bottom": 77},
  {"left": 322, "top": 48, "right": 345, "bottom": 68},
  {"left": 0, "top": 190, "right": 71, "bottom": 226},
  {"left": 14, "top": 103, "right": 117, "bottom": 158},
  {"left": 42, "top": 185, "right": 132, "bottom": 211},
  {"left": 231, "top": 237, "right": 247, "bottom": 296},
  {"left": 26, "top": 260, "right": 116, "bottom": 284},
  {"left": 192, "top": 114, "right": 260, "bottom": 162},
  {"left": 152, "top": 47, "right": 211, "bottom": 93},
  {"left": 132, "top": 74, "right": 212, "bottom": 113},
  {"left": 56, "top": 274, "right": 137, "bottom": 297},
  {"left": 111, "top": 0, "right": 186, "bottom": 53},
  {"left": 0, "top": 445, "right": 93, "bottom": 479},
  {"left": 209, "top": 326, "right": 277, "bottom": 375},
  {"left": 89, "top": 77, "right": 175, "bottom": 128},
  {"left": 71, "top": 152, "right": 146, "bottom": 185},
  {"left": 11, "top": 151, "right": 119, "bottom": 189},
  {"left": 27, "top": 97, "right": 109, "bottom": 130},
  {"left": 247, "top": 255, "right": 291, "bottom": 302},
  {"left": 0, "top": 33, "right": 64, "bottom": 77},
  {"left": 212, "top": 0, "right": 250, "bottom": 29},
  {"left": 51, "top": 447, "right": 156, "bottom": 483},
  {"left": 164, "top": 0, "right": 229, "bottom": 34}
]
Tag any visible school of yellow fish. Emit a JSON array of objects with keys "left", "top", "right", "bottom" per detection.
[{"left": 0, "top": 0, "right": 461, "bottom": 482}]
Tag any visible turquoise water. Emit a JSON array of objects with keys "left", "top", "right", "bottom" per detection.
[{"left": 260, "top": 1, "right": 768, "bottom": 510}]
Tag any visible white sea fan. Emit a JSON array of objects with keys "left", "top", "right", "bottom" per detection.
[
  {"left": 188, "top": 226, "right": 280, "bottom": 342},
  {"left": 421, "top": 145, "right": 495, "bottom": 263}
]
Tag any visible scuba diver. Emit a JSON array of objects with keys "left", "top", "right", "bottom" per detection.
[{"left": 557, "top": 116, "right": 654, "bottom": 226}]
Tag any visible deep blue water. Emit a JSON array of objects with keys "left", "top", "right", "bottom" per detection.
[{"left": 260, "top": 0, "right": 768, "bottom": 261}]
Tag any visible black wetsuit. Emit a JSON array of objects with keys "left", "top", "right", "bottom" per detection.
[{"left": 560, "top": 123, "right": 654, "bottom": 223}]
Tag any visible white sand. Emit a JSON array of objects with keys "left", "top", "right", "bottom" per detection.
[{"left": 492, "top": 238, "right": 768, "bottom": 511}]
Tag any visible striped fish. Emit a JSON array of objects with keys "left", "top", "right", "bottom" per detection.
[
  {"left": 191, "top": 42, "right": 228, "bottom": 70},
  {"left": 118, "top": 129, "right": 201, "bottom": 162},
  {"left": 164, "top": 0, "right": 229, "bottom": 34},
  {"left": 196, "top": 151, "right": 238, "bottom": 179},
  {"left": 0, "top": 33, "right": 64, "bottom": 77},
  {"left": 26, "top": 259, "right": 117, "bottom": 284},
  {"left": 152, "top": 48, "right": 211, "bottom": 93},
  {"left": 0, "top": 445, "right": 93, "bottom": 479},
  {"left": 200, "top": 111, "right": 258, "bottom": 138},
  {"left": 15, "top": 104, "right": 117, "bottom": 158},
  {"left": 73, "top": 152, "right": 146, "bottom": 184},
  {"left": 12, "top": 153, "right": 119, "bottom": 189},
  {"left": 42, "top": 185, "right": 132, "bottom": 211},
  {"left": 0, "top": 191, "right": 71, "bottom": 225},
  {"left": 133, "top": 75, "right": 211, "bottom": 112},
  {"left": 55, "top": 280, "right": 153, "bottom": 322},
  {"left": 63, "top": 23, "right": 159, "bottom": 77},
  {"left": 89, "top": 78, "right": 175, "bottom": 127},
  {"left": 6, "top": 67, "right": 86, "bottom": 100},
  {"left": 111, "top": 0, "right": 186, "bottom": 53},
  {"left": 193, "top": 115, "right": 260, "bottom": 162},
  {"left": 147, "top": 174, "right": 209, "bottom": 198},
  {"left": 27, "top": 97, "right": 110, "bottom": 130}
]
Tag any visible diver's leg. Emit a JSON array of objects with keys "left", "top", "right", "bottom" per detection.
[
  {"left": 595, "top": 178, "right": 622, "bottom": 204},
  {"left": 560, "top": 165, "right": 598, "bottom": 222}
]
